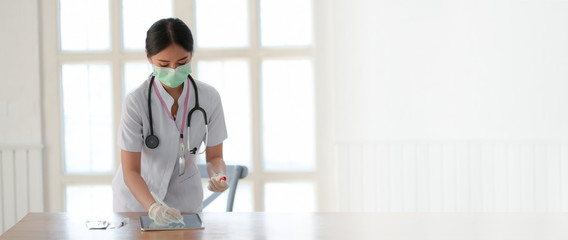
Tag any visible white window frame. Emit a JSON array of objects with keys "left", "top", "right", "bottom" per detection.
[{"left": 41, "top": 0, "right": 329, "bottom": 212}]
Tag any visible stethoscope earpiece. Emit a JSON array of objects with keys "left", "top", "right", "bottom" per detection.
[{"left": 145, "top": 135, "right": 159, "bottom": 149}]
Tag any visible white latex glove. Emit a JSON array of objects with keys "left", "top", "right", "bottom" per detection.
[
  {"left": 208, "top": 172, "right": 229, "bottom": 192},
  {"left": 148, "top": 202, "right": 183, "bottom": 226}
]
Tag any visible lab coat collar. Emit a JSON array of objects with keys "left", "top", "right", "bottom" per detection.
[{"left": 154, "top": 77, "right": 190, "bottom": 110}]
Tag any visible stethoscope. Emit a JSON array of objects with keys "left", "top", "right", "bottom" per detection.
[{"left": 145, "top": 74, "right": 208, "bottom": 176}]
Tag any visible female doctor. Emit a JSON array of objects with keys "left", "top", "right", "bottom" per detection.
[{"left": 112, "top": 18, "right": 229, "bottom": 225}]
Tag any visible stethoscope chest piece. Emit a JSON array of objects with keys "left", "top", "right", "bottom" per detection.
[{"left": 145, "top": 134, "right": 159, "bottom": 149}]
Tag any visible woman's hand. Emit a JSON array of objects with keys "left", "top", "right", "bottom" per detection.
[
  {"left": 208, "top": 172, "right": 229, "bottom": 192},
  {"left": 205, "top": 143, "right": 229, "bottom": 192},
  {"left": 148, "top": 202, "right": 184, "bottom": 226}
]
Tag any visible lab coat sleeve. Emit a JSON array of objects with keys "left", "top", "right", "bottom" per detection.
[
  {"left": 117, "top": 93, "right": 144, "bottom": 152},
  {"left": 206, "top": 88, "right": 228, "bottom": 147}
]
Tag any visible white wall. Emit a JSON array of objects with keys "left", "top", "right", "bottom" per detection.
[
  {"left": 324, "top": 0, "right": 568, "bottom": 211},
  {"left": 331, "top": 0, "right": 568, "bottom": 141},
  {"left": 0, "top": 0, "right": 44, "bottom": 233},
  {"left": 0, "top": 0, "right": 42, "bottom": 146}
]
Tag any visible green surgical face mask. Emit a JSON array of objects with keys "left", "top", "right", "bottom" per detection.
[{"left": 152, "top": 62, "right": 192, "bottom": 88}]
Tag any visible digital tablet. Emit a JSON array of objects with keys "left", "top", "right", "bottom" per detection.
[{"left": 139, "top": 213, "right": 204, "bottom": 231}]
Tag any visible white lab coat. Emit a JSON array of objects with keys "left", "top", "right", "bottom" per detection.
[{"left": 112, "top": 75, "right": 227, "bottom": 212}]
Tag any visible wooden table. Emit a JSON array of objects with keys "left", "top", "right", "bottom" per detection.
[{"left": 2, "top": 212, "right": 568, "bottom": 239}]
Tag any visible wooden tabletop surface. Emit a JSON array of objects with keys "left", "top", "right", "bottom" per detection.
[{"left": 2, "top": 212, "right": 568, "bottom": 239}]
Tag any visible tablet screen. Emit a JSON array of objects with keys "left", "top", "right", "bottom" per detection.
[{"left": 139, "top": 213, "right": 204, "bottom": 231}]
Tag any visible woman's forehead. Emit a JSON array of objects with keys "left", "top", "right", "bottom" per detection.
[{"left": 152, "top": 44, "right": 192, "bottom": 61}]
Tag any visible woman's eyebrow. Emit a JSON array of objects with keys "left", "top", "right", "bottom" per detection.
[{"left": 157, "top": 56, "right": 188, "bottom": 62}]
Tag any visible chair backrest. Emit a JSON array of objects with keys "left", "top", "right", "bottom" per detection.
[{"left": 197, "top": 164, "right": 248, "bottom": 212}]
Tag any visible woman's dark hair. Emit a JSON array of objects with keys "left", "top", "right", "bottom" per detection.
[{"left": 145, "top": 18, "right": 194, "bottom": 57}]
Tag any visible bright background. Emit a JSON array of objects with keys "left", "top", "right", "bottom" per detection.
[{"left": 1, "top": 0, "right": 568, "bottom": 233}]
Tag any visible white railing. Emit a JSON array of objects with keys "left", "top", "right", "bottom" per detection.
[
  {"left": 0, "top": 146, "right": 44, "bottom": 234},
  {"left": 337, "top": 141, "right": 568, "bottom": 212}
]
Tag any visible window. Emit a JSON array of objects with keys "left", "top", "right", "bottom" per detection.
[
  {"left": 44, "top": 0, "right": 316, "bottom": 212},
  {"left": 59, "top": 0, "right": 110, "bottom": 51},
  {"left": 48, "top": 0, "right": 175, "bottom": 212},
  {"left": 195, "top": 0, "right": 249, "bottom": 48},
  {"left": 194, "top": 0, "right": 316, "bottom": 211},
  {"left": 260, "top": 0, "right": 313, "bottom": 47},
  {"left": 261, "top": 59, "right": 315, "bottom": 172},
  {"left": 61, "top": 64, "right": 113, "bottom": 173},
  {"left": 122, "top": 0, "right": 172, "bottom": 50},
  {"left": 196, "top": 60, "right": 252, "bottom": 169}
]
